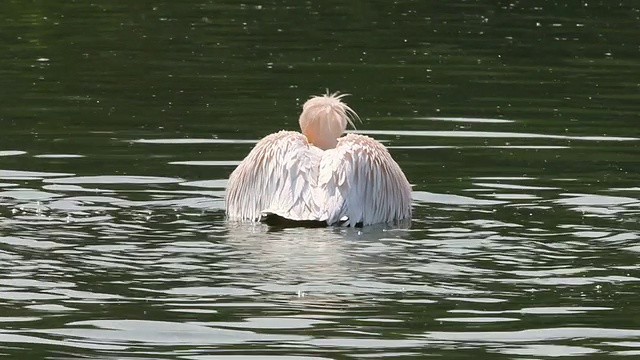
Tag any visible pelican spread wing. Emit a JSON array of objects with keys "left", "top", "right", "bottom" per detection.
[
  {"left": 317, "top": 134, "right": 412, "bottom": 226},
  {"left": 225, "top": 130, "right": 323, "bottom": 222}
]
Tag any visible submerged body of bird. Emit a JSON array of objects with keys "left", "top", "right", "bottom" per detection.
[{"left": 225, "top": 92, "right": 412, "bottom": 227}]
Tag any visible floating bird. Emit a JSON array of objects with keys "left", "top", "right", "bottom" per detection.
[{"left": 225, "top": 92, "right": 412, "bottom": 227}]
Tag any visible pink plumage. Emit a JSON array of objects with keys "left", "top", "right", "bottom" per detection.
[{"left": 225, "top": 92, "right": 412, "bottom": 227}]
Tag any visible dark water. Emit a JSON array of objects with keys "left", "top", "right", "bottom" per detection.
[{"left": 1, "top": 0, "right": 639, "bottom": 358}]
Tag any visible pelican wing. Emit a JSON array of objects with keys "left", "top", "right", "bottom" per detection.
[
  {"left": 225, "top": 130, "right": 324, "bottom": 222},
  {"left": 317, "top": 133, "right": 412, "bottom": 226}
]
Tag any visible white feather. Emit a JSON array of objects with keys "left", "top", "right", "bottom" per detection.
[{"left": 226, "top": 131, "right": 324, "bottom": 222}]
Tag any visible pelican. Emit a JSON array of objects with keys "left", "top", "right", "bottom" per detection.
[{"left": 225, "top": 92, "right": 412, "bottom": 227}]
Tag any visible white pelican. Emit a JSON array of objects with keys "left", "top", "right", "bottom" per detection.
[{"left": 225, "top": 92, "right": 412, "bottom": 227}]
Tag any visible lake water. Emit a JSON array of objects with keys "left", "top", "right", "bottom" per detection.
[{"left": 1, "top": 1, "right": 639, "bottom": 358}]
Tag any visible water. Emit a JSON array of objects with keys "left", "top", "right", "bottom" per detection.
[{"left": 1, "top": 0, "right": 639, "bottom": 358}]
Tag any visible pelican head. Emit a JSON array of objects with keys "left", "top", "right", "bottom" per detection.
[{"left": 299, "top": 91, "right": 360, "bottom": 150}]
